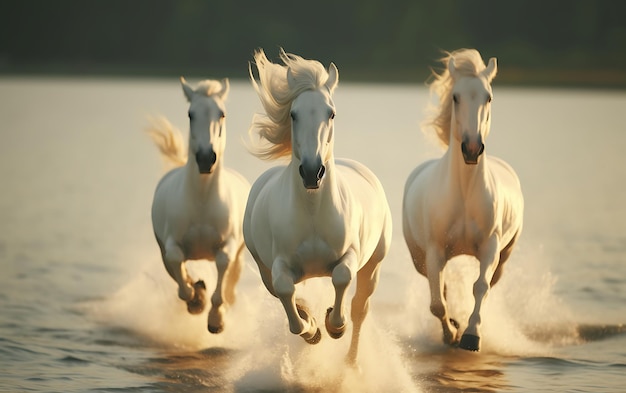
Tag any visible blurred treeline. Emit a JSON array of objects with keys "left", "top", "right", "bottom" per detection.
[{"left": 1, "top": 0, "right": 625, "bottom": 87}]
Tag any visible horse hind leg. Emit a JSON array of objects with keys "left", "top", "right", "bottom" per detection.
[
  {"left": 223, "top": 243, "right": 245, "bottom": 305},
  {"left": 491, "top": 231, "right": 520, "bottom": 287},
  {"left": 406, "top": 239, "right": 427, "bottom": 277}
]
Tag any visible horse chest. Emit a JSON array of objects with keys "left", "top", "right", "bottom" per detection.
[
  {"left": 286, "top": 212, "right": 348, "bottom": 276},
  {"left": 435, "top": 202, "right": 493, "bottom": 257},
  {"left": 181, "top": 207, "right": 227, "bottom": 260},
  {"left": 294, "top": 235, "right": 342, "bottom": 274}
]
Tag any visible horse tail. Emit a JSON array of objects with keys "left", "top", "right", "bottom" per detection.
[{"left": 145, "top": 116, "right": 187, "bottom": 168}]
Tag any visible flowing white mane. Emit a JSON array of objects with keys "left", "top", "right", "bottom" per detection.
[
  {"left": 248, "top": 49, "right": 332, "bottom": 160},
  {"left": 423, "top": 48, "right": 493, "bottom": 147}
]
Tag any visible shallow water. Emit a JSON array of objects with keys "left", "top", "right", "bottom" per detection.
[{"left": 1, "top": 77, "right": 625, "bottom": 392}]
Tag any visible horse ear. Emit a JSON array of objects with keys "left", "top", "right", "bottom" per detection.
[
  {"left": 482, "top": 57, "right": 498, "bottom": 81},
  {"left": 180, "top": 76, "right": 194, "bottom": 102},
  {"left": 218, "top": 78, "right": 230, "bottom": 100},
  {"left": 447, "top": 57, "right": 458, "bottom": 79},
  {"left": 325, "top": 62, "right": 339, "bottom": 92}
]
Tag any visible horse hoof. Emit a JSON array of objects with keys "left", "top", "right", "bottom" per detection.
[
  {"left": 325, "top": 307, "right": 346, "bottom": 339},
  {"left": 296, "top": 303, "right": 321, "bottom": 344},
  {"left": 208, "top": 324, "right": 224, "bottom": 334},
  {"left": 186, "top": 280, "right": 206, "bottom": 315},
  {"left": 459, "top": 334, "right": 480, "bottom": 351},
  {"left": 302, "top": 327, "right": 322, "bottom": 344}
]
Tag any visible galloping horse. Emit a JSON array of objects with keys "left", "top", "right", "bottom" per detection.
[
  {"left": 243, "top": 49, "right": 392, "bottom": 364},
  {"left": 402, "top": 49, "right": 524, "bottom": 351},
  {"left": 148, "top": 77, "right": 250, "bottom": 334}
]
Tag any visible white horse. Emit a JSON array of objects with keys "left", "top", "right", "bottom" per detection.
[
  {"left": 402, "top": 49, "right": 524, "bottom": 351},
  {"left": 147, "top": 77, "right": 250, "bottom": 334},
  {"left": 243, "top": 49, "right": 392, "bottom": 364}
]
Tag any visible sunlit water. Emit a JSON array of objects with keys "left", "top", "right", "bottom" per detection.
[{"left": 1, "top": 77, "right": 625, "bottom": 392}]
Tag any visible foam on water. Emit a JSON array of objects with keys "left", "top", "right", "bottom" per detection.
[
  {"left": 379, "top": 241, "right": 582, "bottom": 357},
  {"left": 92, "top": 260, "right": 419, "bottom": 391},
  {"left": 88, "top": 232, "right": 621, "bottom": 393}
]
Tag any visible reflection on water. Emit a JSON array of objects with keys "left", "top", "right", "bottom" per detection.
[
  {"left": 126, "top": 348, "right": 237, "bottom": 393},
  {"left": 410, "top": 349, "right": 509, "bottom": 393}
]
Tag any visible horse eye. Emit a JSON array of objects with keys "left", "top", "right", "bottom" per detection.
[
  {"left": 452, "top": 94, "right": 459, "bottom": 104},
  {"left": 188, "top": 111, "right": 194, "bottom": 121},
  {"left": 330, "top": 111, "right": 336, "bottom": 120},
  {"left": 220, "top": 111, "right": 225, "bottom": 119},
  {"left": 487, "top": 95, "right": 493, "bottom": 103}
]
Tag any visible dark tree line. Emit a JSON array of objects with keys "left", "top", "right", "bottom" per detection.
[{"left": 1, "top": 0, "right": 625, "bottom": 86}]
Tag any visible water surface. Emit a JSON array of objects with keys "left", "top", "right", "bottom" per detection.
[{"left": 1, "top": 77, "right": 625, "bottom": 392}]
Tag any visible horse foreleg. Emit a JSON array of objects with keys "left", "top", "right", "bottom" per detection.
[
  {"left": 460, "top": 237, "right": 499, "bottom": 351},
  {"left": 272, "top": 258, "right": 321, "bottom": 344},
  {"left": 426, "top": 246, "right": 458, "bottom": 345},
  {"left": 162, "top": 238, "right": 205, "bottom": 314},
  {"left": 326, "top": 248, "right": 359, "bottom": 339},
  {"left": 207, "top": 247, "right": 233, "bottom": 334},
  {"left": 346, "top": 256, "right": 382, "bottom": 365}
]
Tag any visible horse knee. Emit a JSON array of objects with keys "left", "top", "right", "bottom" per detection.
[
  {"left": 164, "top": 247, "right": 184, "bottom": 269},
  {"left": 430, "top": 301, "right": 446, "bottom": 319},
  {"left": 272, "top": 274, "right": 295, "bottom": 299},
  {"left": 332, "top": 263, "right": 353, "bottom": 289},
  {"left": 473, "top": 279, "right": 490, "bottom": 299}
]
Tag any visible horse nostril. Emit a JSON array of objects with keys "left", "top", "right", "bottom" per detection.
[
  {"left": 317, "top": 165, "right": 326, "bottom": 180},
  {"left": 461, "top": 142, "right": 468, "bottom": 155},
  {"left": 299, "top": 165, "right": 305, "bottom": 178},
  {"left": 478, "top": 143, "right": 485, "bottom": 156}
]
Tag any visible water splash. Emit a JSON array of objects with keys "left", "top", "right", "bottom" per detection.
[
  {"left": 90, "top": 261, "right": 420, "bottom": 392},
  {"left": 382, "top": 243, "right": 582, "bottom": 358}
]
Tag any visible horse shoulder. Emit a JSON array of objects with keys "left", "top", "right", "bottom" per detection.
[
  {"left": 488, "top": 156, "right": 522, "bottom": 189},
  {"left": 334, "top": 158, "right": 392, "bottom": 259},
  {"left": 243, "top": 166, "right": 286, "bottom": 255},
  {"left": 221, "top": 167, "right": 252, "bottom": 211},
  {"left": 486, "top": 156, "right": 524, "bottom": 242},
  {"left": 245, "top": 166, "right": 285, "bottom": 214},
  {"left": 402, "top": 159, "right": 441, "bottom": 241},
  {"left": 404, "top": 159, "right": 439, "bottom": 198},
  {"left": 335, "top": 158, "right": 381, "bottom": 188},
  {"left": 152, "top": 167, "right": 189, "bottom": 234},
  {"left": 153, "top": 166, "right": 184, "bottom": 198}
]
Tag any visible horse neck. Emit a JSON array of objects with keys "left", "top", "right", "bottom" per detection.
[
  {"left": 444, "top": 136, "right": 489, "bottom": 194},
  {"left": 289, "top": 156, "right": 339, "bottom": 214},
  {"left": 183, "top": 156, "right": 223, "bottom": 197}
]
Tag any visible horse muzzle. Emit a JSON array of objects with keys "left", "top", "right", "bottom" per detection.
[
  {"left": 461, "top": 137, "right": 485, "bottom": 165},
  {"left": 195, "top": 148, "right": 217, "bottom": 174},
  {"left": 298, "top": 163, "right": 326, "bottom": 190}
]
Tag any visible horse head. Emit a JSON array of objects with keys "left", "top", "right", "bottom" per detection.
[
  {"left": 449, "top": 56, "right": 497, "bottom": 165},
  {"left": 288, "top": 63, "right": 338, "bottom": 189},
  {"left": 181, "top": 76, "right": 229, "bottom": 174}
]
